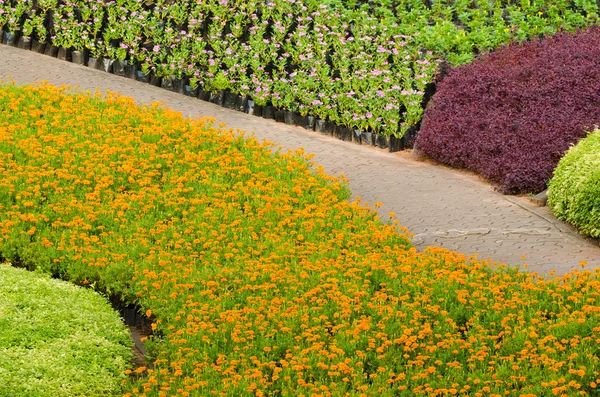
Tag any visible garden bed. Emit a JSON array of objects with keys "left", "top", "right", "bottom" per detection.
[{"left": 1, "top": 83, "right": 599, "bottom": 396}]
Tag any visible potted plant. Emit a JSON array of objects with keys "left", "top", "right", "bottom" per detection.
[
  {"left": 3, "top": 0, "right": 36, "bottom": 46},
  {"left": 23, "top": 9, "right": 48, "bottom": 53},
  {"left": 208, "top": 70, "right": 231, "bottom": 106}
]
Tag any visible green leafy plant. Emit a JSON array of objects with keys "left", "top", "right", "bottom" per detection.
[
  {"left": 4, "top": 0, "right": 600, "bottom": 138},
  {"left": 548, "top": 129, "right": 600, "bottom": 238},
  {"left": 0, "top": 264, "right": 132, "bottom": 397}
]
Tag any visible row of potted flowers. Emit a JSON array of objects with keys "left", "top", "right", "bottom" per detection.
[
  {"left": 1, "top": 0, "right": 597, "bottom": 139},
  {"left": 0, "top": 31, "right": 416, "bottom": 152}
]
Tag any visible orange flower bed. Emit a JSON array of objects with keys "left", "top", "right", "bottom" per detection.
[{"left": 0, "top": 83, "right": 599, "bottom": 397}]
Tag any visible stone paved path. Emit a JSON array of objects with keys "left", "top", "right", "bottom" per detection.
[{"left": 1, "top": 44, "right": 598, "bottom": 276}]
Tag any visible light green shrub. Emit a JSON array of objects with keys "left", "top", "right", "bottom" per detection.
[
  {"left": 0, "top": 264, "right": 133, "bottom": 397},
  {"left": 548, "top": 129, "right": 600, "bottom": 238}
]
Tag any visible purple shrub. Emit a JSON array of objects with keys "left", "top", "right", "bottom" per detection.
[{"left": 415, "top": 26, "right": 600, "bottom": 194}]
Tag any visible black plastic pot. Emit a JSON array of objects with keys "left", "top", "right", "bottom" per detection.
[
  {"left": 332, "top": 124, "right": 342, "bottom": 139},
  {"left": 135, "top": 70, "right": 151, "bottom": 83},
  {"left": 315, "top": 118, "right": 327, "bottom": 133},
  {"left": 44, "top": 44, "right": 59, "bottom": 57},
  {"left": 100, "top": 58, "right": 114, "bottom": 73},
  {"left": 253, "top": 104, "right": 264, "bottom": 117},
  {"left": 57, "top": 47, "right": 70, "bottom": 61},
  {"left": 223, "top": 91, "right": 237, "bottom": 109},
  {"left": 112, "top": 59, "right": 127, "bottom": 76},
  {"left": 149, "top": 74, "right": 162, "bottom": 87},
  {"left": 160, "top": 76, "right": 174, "bottom": 91},
  {"left": 3, "top": 31, "right": 17, "bottom": 46},
  {"left": 372, "top": 133, "right": 380, "bottom": 147},
  {"left": 353, "top": 129, "right": 363, "bottom": 144},
  {"left": 88, "top": 57, "right": 99, "bottom": 69},
  {"left": 283, "top": 110, "right": 295, "bottom": 125},
  {"left": 361, "top": 131, "right": 373, "bottom": 146},
  {"left": 274, "top": 109, "right": 285, "bottom": 123},
  {"left": 112, "top": 60, "right": 138, "bottom": 79},
  {"left": 173, "top": 78, "right": 185, "bottom": 94},
  {"left": 184, "top": 84, "right": 199, "bottom": 97},
  {"left": 303, "top": 115, "right": 316, "bottom": 130},
  {"left": 124, "top": 62, "right": 138, "bottom": 80},
  {"left": 341, "top": 126, "right": 353, "bottom": 141},
  {"left": 0, "top": 31, "right": 3, "bottom": 44},
  {"left": 401, "top": 125, "right": 418, "bottom": 149},
  {"left": 235, "top": 96, "right": 248, "bottom": 112},
  {"left": 197, "top": 89, "right": 210, "bottom": 101},
  {"left": 246, "top": 100, "right": 262, "bottom": 116},
  {"left": 71, "top": 50, "right": 87, "bottom": 66},
  {"left": 324, "top": 121, "right": 336, "bottom": 136},
  {"left": 389, "top": 135, "right": 402, "bottom": 152},
  {"left": 374, "top": 133, "right": 382, "bottom": 146},
  {"left": 376, "top": 134, "right": 389, "bottom": 149},
  {"left": 17, "top": 35, "right": 31, "bottom": 50},
  {"left": 294, "top": 114, "right": 307, "bottom": 128},
  {"left": 31, "top": 39, "right": 46, "bottom": 54},
  {"left": 246, "top": 99, "right": 255, "bottom": 114},
  {"left": 262, "top": 105, "right": 274, "bottom": 119},
  {"left": 210, "top": 90, "right": 225, "bottom": 106}
]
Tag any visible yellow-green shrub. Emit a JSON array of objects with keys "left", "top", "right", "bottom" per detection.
[
  {"left": 0, "top": 264, "right": 132, "bottom": 397},
  {"left": 548, "top": 129, "right": 600, "bottom": 238}
]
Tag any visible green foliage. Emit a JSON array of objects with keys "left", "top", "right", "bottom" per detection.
[
  {"left": 548, "top": 129, "right": 600, "bottom": 238},
  {"left": 2, "top": 0, "right": 599, "bottom": 137},
  {"left": 0, "top": 265, "right": 133, "bottom": 397}
]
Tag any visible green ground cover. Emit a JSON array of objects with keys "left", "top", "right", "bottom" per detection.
[{"left": 0, "top": 264, "right": 132, "bottom": 397}]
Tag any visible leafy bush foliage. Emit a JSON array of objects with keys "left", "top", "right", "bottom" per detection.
[
  {"left": 1, "top": 0, "right": 599, "bottom": 136},
  {"left": 1, "top": 84, "right": 600, "bottom": 396},
  {"left": 0, "top": 264, "right": 132, "bottom": 397},
  {"left": 415, "top": 26, "right": 600, "bottom": 193},
  {"left": 548, "top": 129, "right": 600, "bottom": 238}
]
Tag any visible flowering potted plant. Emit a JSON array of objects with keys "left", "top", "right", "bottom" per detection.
[{"left": 1, "top": 0, "right": 32, "bottom": 46}]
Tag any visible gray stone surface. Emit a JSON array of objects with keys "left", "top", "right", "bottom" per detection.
[
  {"left": 1, "top": 44, "right": 598, "bottom": 276},
  {"left": 530, "top": 189, "right": 549, "bottom": 207}
]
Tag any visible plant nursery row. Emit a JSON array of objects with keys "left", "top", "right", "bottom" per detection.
[
  {"left": 0, "top": 0, "right": 598, "bottom": 138},
  {"left": 1, "top": 83, "right": 600, "bottom": 396}
]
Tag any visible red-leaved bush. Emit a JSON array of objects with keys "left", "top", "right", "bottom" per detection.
[{"left": 415, "top": 26, "right": 600, "bottom": 194}]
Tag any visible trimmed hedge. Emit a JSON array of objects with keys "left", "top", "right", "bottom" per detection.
[
  {"left": 415, "top": 26, "right": 600, "bottom": 194},
  {"left": 548, "top": 129, "right": 600, "bottom": 238},
  {"left": 0, "top": 264, "right": 132, "bottom": 397}
]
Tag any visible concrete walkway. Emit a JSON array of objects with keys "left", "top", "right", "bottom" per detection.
[{"left": 1, "top": 44, "right": 598, "bottom": 276}]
